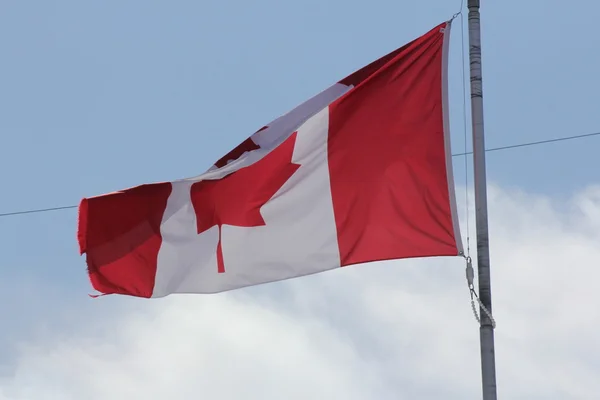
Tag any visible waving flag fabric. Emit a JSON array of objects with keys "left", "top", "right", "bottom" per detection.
[{"left": 77, "top": 21, "right": 462, "bottom": 298}]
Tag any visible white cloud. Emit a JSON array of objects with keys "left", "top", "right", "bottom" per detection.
[{"left": 1, "top": 184, "right": 600, "bottom": 399}]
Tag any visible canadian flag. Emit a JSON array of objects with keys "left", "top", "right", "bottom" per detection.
[{"left": 77, "top": 21, "right": 463, "bottom": 298}]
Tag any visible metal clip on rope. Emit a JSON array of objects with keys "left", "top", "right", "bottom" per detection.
[{"left": 465, "top": 256, "right": 496, "bottom": 329}]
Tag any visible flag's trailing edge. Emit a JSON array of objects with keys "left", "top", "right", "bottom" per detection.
[{"left": 78, "top": 21, "right": 462, "bottom": 298}]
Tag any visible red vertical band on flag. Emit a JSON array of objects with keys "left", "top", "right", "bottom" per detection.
[
  {"left": 77, "top": 183, "right": 172, "bottom": 297},
  {"left": 328, "top": 23, "right": 459, "bottom": 266}
]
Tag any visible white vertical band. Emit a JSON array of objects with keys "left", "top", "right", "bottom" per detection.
[{"left": 441, "top": 20, "right": 464, "bottom": 254}]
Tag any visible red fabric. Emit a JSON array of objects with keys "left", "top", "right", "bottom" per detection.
[
  {"left": 213, "top": 126, "right": 267, "bottom": 168},
  {"left": 76, "top": 22, "right": 458, "bottom": 298},
  {"left": 191, "top": 132, "right": 300, "bottom": 273},
  {"left": 77, "top": 183, "right": 172, "bottom": 297},
  {"left": 328, "top": 23, "right": 458, "bottom": 266}
]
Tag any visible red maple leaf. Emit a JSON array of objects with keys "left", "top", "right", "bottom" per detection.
[
  {"left": 191, "top": 132, "right": 300, "bottom": 273},
  {"left": 213, "top": 126, "right": 267, "bottom": 168}
]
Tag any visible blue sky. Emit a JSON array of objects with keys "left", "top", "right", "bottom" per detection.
[{"left": 1, "top": 1, "right": 599, "bottom": 398}]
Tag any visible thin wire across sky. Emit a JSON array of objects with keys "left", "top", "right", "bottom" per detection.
[{"left": 0, "top": 130, "right": 599, "bottom": 218}]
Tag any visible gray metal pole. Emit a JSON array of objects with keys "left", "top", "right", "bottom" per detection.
[{"left": 466, "top": 0, "right": 497, "bottom": 399}]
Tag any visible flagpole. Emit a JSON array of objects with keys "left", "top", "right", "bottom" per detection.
[{"left": 466, "top": 0, "right": 497, "bottom": 399}]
